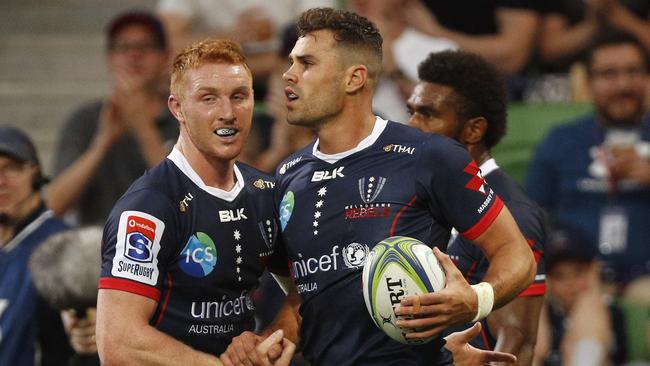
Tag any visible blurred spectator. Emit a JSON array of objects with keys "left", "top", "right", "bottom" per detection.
[
  {"left": 525, "top": 31, "right": 650, "bottom": 284},
  {"left": 348, "top": 0, "right": 457, "bottom": 122},
  {"left": 405, "top": 0, "right": 539, "bottom": 75},
  {"left": 533, "top": 0, "right": 650, "bottom": 102},
  {"left": 0, "top": 126, "right": 73, "bottom": 366},
  {"left": 533, "top": 227, "right": 627, "bottom": 366},
  {"left": 156, "top": 0, "right": 335, "bottom": 82},
  {"left": 47, "top": 11, "right": 178, "bottom": 226}
]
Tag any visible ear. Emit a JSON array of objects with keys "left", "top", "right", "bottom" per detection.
[
  {"left": 168, "top": 95, "right": 185, "bottom": 124},
  {"left": 460, "top": 117, "right": 487, "bottom": 145},
  {"left": 344, "top": 64, "right": 368, "bottom": 94}
]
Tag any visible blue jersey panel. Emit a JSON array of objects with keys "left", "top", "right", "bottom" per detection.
[
  {"left": 275, "top": 121, "right": 504, "bottom": 365},
  {"left": 100, "top": 157, "right": 281, "bottom": 356}
]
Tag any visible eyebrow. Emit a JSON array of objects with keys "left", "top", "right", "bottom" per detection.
[{"left": 197, "top": 85, "right": 251, "bottom": 94}]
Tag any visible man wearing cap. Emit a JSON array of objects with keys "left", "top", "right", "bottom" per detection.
[
  {"left": 0, "top": 126, "right": 74, "bottom": 365},
  {"left": 47, "top": 10, "right": 178, "bottom": 226}
]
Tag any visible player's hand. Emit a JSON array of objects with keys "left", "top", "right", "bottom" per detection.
[
  {"left": 394, "top": 247, "right": 477, "bottom": 339},
  {"left": 220, "top": 330, "right": 294, "bottom": 366},
  {"left": 445, "top": 322, "right": 517, "bottom": 365},
  {"left": 61, "top": 308, "right": 98, "bottom": 355}
]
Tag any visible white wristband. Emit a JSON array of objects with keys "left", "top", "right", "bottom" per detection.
[{"left": 470, "top": 282, "right": 494, "bottom": 322}]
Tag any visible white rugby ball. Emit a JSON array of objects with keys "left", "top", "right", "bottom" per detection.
[{"left": 362, "top": 236, "right": 446, "bottom": 344}]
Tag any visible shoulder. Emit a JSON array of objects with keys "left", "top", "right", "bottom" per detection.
[
  {"left": 236, "top": 162, "right": 277, "bottom": 195},
  {"left": 275, "top": 142, "right": 315, "bottom": 178},
  {"left": 112, "top": 160, "right": 178, "bottom": 214}
]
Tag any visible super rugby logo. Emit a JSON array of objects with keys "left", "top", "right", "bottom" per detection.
[
  {"left": 125, "top": 216, "right": 156, "bottom": 262},
  {"left": 180, "top": 232, "right": 217, "bottom": 278},
  {"left": 112, "top": 211, "right": 164, "bottom": 286}
]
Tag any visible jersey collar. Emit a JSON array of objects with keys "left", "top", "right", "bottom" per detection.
[
  {"left": 168, "top": 148, "right": 244, "bottom": 202},
  {"left": 312, "top": 116, "right": 388, "bottom": 164},
  {"left": 479, "top": 158, "right": 499, "bottom": 176}
]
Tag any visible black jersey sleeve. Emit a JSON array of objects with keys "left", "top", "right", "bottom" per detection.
[
  {"left": 417, "top": 136, "right": 504, "bottom": 241},
  {"left": 99, "top": 188, "right": 178, "bottom": 302}
]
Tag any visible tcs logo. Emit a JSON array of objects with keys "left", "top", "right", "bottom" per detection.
[
  {"left": 125, "top": 216, "right": 156, "bottom": 263},
  {"left": 180, "top": 232, "right": 218, "bottom": 277}
]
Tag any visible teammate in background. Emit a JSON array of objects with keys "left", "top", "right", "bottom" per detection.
[
  {"left": 0, "top": 126, "right": 74, "bottom": 366},
  {"left": 95, "top": 39, "right": 294, "bottom": 366},
  {"left": 224, "top": 8, "right": 535, "bottom": 366},
  {"left": 407, "top": 50, "right": 547, "bottom": 365}
]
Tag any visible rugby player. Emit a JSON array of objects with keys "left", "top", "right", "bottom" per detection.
[
  {"left": 408, "top": 50, "right": 547, "bottom": 365},
  {"left": 96, "top": 39, "right": 294, "bottom": 366}
]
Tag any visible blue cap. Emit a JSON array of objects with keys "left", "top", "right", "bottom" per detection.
[{"left": 0, "top": 126, "right": 40, "bottom": 165}]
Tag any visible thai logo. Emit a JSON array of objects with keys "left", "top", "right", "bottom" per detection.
[
  {"left": 180, "top": 232, "right": 217, "bottom": 277},
  {"left": 342, "top": 242, "right": 369, "bottom": 268},
  {"left": 279, "top": 191, "right": 295, "bottom": 231},
  {"left": 358, "top": 176, "right": 387, "bottom": 203}
]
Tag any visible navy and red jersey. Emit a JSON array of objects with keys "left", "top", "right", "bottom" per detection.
[
  {"left": 99, "top": 149, "right": 283, "bottom": 356},
  {"left": 274, "top": 118, "right": 505, "bottom": 366},
  {"left": 447, "top": 158, "right": 547, "bottom": 350}
]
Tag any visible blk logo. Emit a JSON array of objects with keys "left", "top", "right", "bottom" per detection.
[
  {"left": 219, "top": 208, "right": 247, "bottom": 222},
  {"left": 463, "top": 161, "right": 487, "bottom": 195},
  {"left": 311, "top": 167, "right": 345, "bottom": 182}
]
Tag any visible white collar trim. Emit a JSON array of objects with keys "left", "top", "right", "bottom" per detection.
[
  {"left": 312, "top": 116, "right": 388, "bottom": 164},
  {"left": 168, "top": 148, "right": 243, "bottom": 202},
  {"left": 479, "top": 158, "right": 499, "bottom": 176}
]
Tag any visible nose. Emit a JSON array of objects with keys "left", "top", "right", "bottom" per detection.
[
  {"left": 217, "top": 98, "right": 236, "bottom": 124},
  {"left": 283, "top": 64, "right": 297, "bottom": 84}
]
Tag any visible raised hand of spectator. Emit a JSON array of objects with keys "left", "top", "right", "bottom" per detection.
[
  {"left": 61, "top": 308, "right": 98, "bottom": 355},
  {"left": 92, "top": 98, "right": 126, "bottom": 152},
  {"left": 610, "top": 146, "right": 650, "bottom": 186},
  {"left": 110, "top": 65, "right": 161, "bottom": 132}
]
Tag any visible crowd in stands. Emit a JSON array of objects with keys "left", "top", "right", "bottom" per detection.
[{"left": 1, "top": 0, "right": 649, "bottom": 364}]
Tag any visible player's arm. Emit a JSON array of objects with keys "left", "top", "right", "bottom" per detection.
[
  {"left": 487, "top": 296, "right": 544, "bottom": 365},
  {"left": 96, "top": 289, "right": 220, "bottom": 366}
]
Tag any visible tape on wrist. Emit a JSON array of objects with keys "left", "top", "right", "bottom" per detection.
[{"left": 470, "top": 282, "right": 494, "bottom": 322}]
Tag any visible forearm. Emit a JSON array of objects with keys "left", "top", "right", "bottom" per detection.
[
  {"left": 482, "top": 243, "right": 535, "bottom": 308},
  {"left": 45, "top": 142, "right": 108, "bottom": 216},
  {"left": 99, "top": 322, "right": 219, "bottom": 366},
  {"left": 539, "top": 18, "right": 598, "bottom": 62},
  {"left": 262, "top": 284, "right": 301, "bottom": 343},
  {"left": 431, "top": 12, "right": 538, "bottom": 73},
  {"left": 131, "top": 123, "right": 169, "bottom": 168},
  {"left": 488, "top": 296, "right": 543, "bottom": 365}
]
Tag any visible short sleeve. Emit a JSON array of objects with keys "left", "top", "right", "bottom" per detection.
[
  {"left": 417, "top": 135, "right": 504, "bottom": 241},
  {"left": 98, "top": 189, "right": 177, "bottom": 302}
]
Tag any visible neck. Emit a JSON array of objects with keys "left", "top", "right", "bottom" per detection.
[
  {"left": 176, "top": 137, "right": 236, "bottom": 191},
  {"left": 467, "top": 144, "right": 491, "bottom": 166},
  {"left": 0, "top": 192, "right": 41, "bottom": 247},
  {"left": 315, "top": 102, "right": 377, "bottom": 154}
]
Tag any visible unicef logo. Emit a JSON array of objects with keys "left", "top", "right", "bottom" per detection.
[
  {"left": 279, "top": 191, "right": 295, "bottom": 231},
  {"left": 342, "top": 242, "right": 369, "bottom": 268},
  {"left": 180, "top": 232, "right": 217, "bottom": 277}
]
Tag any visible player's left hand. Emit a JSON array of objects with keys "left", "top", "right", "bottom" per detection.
[
  {"left": 445, "top": 322, "right": 517, "bottom": 365},
  {"left": 394, "top": 247, "right": 477, "bottom": 339}
]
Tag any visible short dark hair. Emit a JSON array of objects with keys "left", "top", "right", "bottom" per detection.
[
  {"left": 585, "top": 29, "right": 649, "bottom": 73},
  {"left": 296, "top": 7, "right": 382, "bottom": 81},
  {"left": 106, "top": 10, "right": 167, "bottom": 51},
  {"left": 417, "top": 51, "right": 507, "bottom": 149}
]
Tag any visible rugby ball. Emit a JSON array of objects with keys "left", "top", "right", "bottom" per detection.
[{"left": 362, "top": 236, "right": 446, "bottom": 344}]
